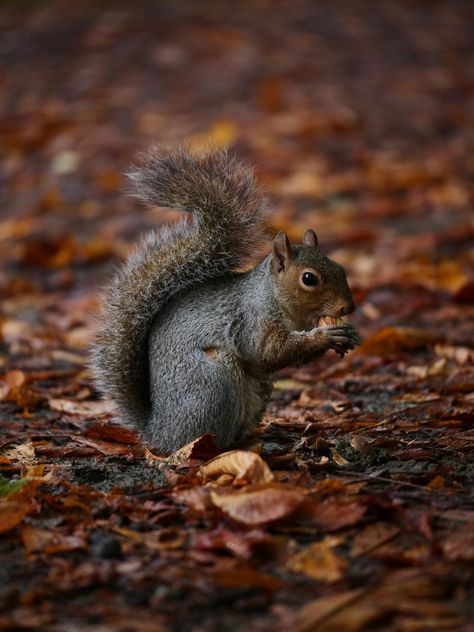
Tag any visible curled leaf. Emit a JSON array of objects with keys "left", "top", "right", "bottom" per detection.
[
  {"left": 146, "top": 434, "right": 219, "bottom": 465},
  {"left": 199, "top": 450, "right": 274, "bottom": 485}
]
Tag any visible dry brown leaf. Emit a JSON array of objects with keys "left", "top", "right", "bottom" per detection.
[
  {"left": 172, "top": 486, "right": 213, "bottom": 512},
  {"left": 350, "top": 521, "right": 400, "bottom": 557},
  {"left": 0, "top": 441, "right": 36, "bottom": 464},
  {"left": 287, "top": 571, "right": 446, "bottom": 632},
  {"left": 199, "top": 450, "right": 274, "bottom": 485},
  {"left": 286, "top": 589, "right": 366, "bottom": 632},
  {"left": 210, "top": 485, "right": 305, "bottom": 525},
  {"left": 48, "top": 399, "right": 113, "bottom": 416},
  {"left": 208, "top": 566, "right": 284, "bottom": 591},
  {"left": 356, "top": 327, "right": 441, "bottom": 355},
  {"left": 434, "top": 344, "right": 473, "bottom": 365},
  {"left": 309, "top": 498, "right": 367, "bottom": 531},
  {"left": 85, "top": 421, "right": 140, "bottom": 445},
  {"left": 330, "top": 448, "right": 349, "bottom": 466},
  {"left": 72, "top": 436, "right": 135, "bottom": 457},
  {"left": 350, "top": 435, "right": 374, "bottom": 455},
  {"left": 146, "top": 434, "right": 219, "bottom": 465},
  {"left": 1, "top": 369, "right": 26, "bottom": 389},
  {"left": 23, "top": 464, "right": 46, "bottom": 478},
  {"left": 441, "top": 523, "right": 474, "bottom": 561},
  {"left": 21, "top": 525, "right": 86, "bottom": 554},
  {"left": 286, "top": 537, "right": 347, "bottom": 582},
  {"left": 113, "top": 526, "right": 186, "bottom": 551},
  {"left": 0, "top": 501, "right": 32, "bottom": 534}
]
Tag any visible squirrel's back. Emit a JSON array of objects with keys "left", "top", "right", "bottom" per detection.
[{"left": 91, "top": 146, "right": 268, "bottom": 426}]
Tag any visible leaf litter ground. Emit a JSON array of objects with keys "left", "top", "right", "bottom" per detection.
[{"left": 1, "top": 1, "right": 473, "bottom": 631}]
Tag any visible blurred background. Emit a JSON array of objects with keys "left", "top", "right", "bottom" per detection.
[
  {"left": 1, "top": 0, "right": 473, "bottom": 349},
  {"left": 1, "top": 4, "right": 474, "bottom": 628}
]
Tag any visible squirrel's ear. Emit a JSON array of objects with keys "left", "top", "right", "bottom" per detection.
[
  {"left": 303, "top": 228, "right": 318, "bottom": 248},
  {"left": 272, "top": 232, "right": 293, "bottom": 275}
]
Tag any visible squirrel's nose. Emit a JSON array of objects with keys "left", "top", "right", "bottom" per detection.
[{"left": 339, "top": 301, "right": 355, "bottom": 316}]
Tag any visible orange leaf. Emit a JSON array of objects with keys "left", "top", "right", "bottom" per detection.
[
  {"left": 0, "top": 501, "right": 32, "bottom": 533},
  {"left": 356, "top": 327, "right": 441, "bottom": 355},
  {"left": 286, "top": 537, "right": 348, "bottom": 582}
]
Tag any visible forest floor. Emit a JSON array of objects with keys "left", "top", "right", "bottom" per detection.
[{"left": 1, "top": 1, "right": 474, "bottom": 630}]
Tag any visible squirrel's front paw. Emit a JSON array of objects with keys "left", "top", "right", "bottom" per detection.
[{"left": 317, "top": 323, "right": 361, "bottom": 356}]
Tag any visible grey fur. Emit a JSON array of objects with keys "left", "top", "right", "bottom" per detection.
[
  {"left": 92, "top": 146, "right": 360, "bottom": 454},
  {"left": 92, "top": 147, "right": 268, "bottom": 432}
]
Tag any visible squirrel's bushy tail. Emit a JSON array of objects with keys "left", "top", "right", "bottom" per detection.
[{"left": 92, "top": 146, "right": 268, "bottom": 426}]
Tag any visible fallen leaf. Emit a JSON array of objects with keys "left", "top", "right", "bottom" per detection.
[
  {"left": 0, "top": 500, "right": 32, "bottom": 533},
  {"left": 172, "top": 486, "right": 213, "bottom": 512},
  {"left": 208, "top": 566, "right": 284, "bottom": 591},
  {"left": 286, "top": 537, "right": 347, "bottom": 582},
  {"left": 190, "top": 526, "right": 275, "bottom": 560},
  {"left": 21, "top": 525, "right": 86, "bottom": 554},
  {"left": 441, "top": 523, "right": 474, "bottom": 561},
  {"left": 199, "top": 450, "right": 274, "bottom": 485},
  {"left": 23, "top": 464, "right": 46, "bottom": 479},
  {"left": 285, "top": 589, "right": 366, "bottom": 632},
  {"left": 434, "top": 344, "right": 473, "bottom": 365},
  {"left": 48, "top": 399, "right": 113, "bottom": 416},
  {"left": 85, "top": 421, "right": 140, "bottom": 445},
  {"left": 113, "top": 526, "right": 187, "bottom": 551},
  {"left": 0, "top": 441, "right": 36, "bottom": 464},
  {"left": 146, "top": 434, "right": 219, "bottom": 464},
  {"left": 210, "top": 485, "right": 305, "bottom": 525},
  {"left": 0, "top": 478, "right": 30, "bottom": 497},
  {"left": 307, "top": 498, "right": 368, "bottom": 531},
  {"left": 356, "top": 327, "right": 441, "bottom": 355},
  {"left": 330, "top": 448, "right": 349, "bottom": 466},
  {"left": 350, "top": 435, "right": 374, "bottom": 455},
  {"left": 350, "top": 522, "right": 400, "bottom": 557},
  {"left": 72, "top": 435, "right": 135, "bottom": 457}
]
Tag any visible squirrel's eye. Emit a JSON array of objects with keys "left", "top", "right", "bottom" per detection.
[{"left": 301, "top": 272, "right": 319, "bottom": 287}]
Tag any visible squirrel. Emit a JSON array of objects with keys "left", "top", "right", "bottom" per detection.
[{"left": 92, "top": 146, "right": 360, "bottom": 455}]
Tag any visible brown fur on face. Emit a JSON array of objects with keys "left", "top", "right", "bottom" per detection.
[{"left": 272, "top": 231, "right": 355, "bottom": 330}]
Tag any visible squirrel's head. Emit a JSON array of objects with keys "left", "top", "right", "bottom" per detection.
[{"left": 271, "top": 229, "right": 355, "bottom": 331}]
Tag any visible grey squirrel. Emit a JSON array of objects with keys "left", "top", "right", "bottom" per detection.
[{"left": 92, "top": 146, "right": 360, "bottom": 454}]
